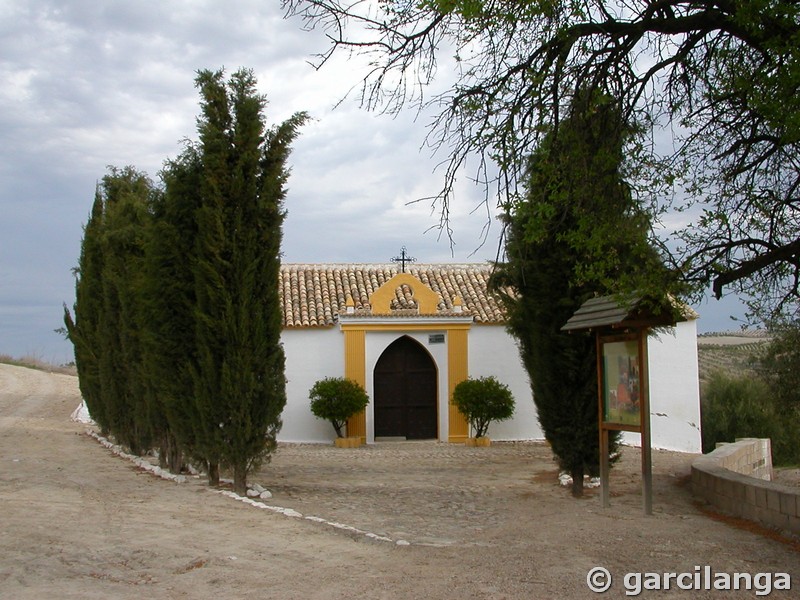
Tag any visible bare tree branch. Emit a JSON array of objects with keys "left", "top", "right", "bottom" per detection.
[{"left": 283, "top": 0, "right": 800, "bottom": 321}]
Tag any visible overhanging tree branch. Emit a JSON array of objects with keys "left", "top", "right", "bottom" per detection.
[
  {"left": 284, "top": 0, "right": 800, "bottom": 321},
  {"left": 713, "top": 238, "right": 800, "bottom": 299}
]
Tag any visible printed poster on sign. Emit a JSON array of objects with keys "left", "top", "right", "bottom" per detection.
[{"left": 602, "top": 339, "right": 641, "bottom": 428}]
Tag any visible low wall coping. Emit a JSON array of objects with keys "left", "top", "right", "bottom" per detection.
[{"left": 692, "top": 438, "right": 798, "bottom": 537}]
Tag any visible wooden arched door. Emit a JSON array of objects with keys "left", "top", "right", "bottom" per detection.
[{"left": 374, "top": 336, "right": 437, "bottom": 439}]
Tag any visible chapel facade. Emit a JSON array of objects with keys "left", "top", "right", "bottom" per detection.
[{"left": 277, "top": 263, "right": 702, "bottom": 452}]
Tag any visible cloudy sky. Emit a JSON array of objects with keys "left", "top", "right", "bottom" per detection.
[{"left": 1, "top": 1, "right": 746, "bottom": 364}]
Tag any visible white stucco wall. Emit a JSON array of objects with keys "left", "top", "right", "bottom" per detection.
[
  {"left": 620, "top": 319, "right": 702, "bottom": 453},
  {"left": 279, "top": 327, "right": 343, "bottom": 442},
  {"left": 279, "top": 326, "right": 455, "bottom": 443},
  {"left": 278, "top": 319, "right": 701, "bottom": 452},
  {"left": 467, "top": 322, "right": 701, "bottom": 450},
  {"left": 467, "top": 325, "right": 541, "bottom": 440}
]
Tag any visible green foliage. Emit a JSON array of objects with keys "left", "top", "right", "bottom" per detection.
[
  {"left": 65, "top": 167, "right": 157, "bottom": 454},
  {"left": 491, "top": 91, "right": 670, "bottom": 495},
  {"left": 758, "top": 322, "right": 800, "bottom": 410},
  {"left": 97, "top": 167, "right": 156, "bottom": 456},
  {"left": 700, "top": 371, "right": 799, "bottom": 466},
  {"left": 190, "top": 68, "right": 307, "bottom": 493},
  {"left": 286, "top": 0, "right": 800, "bottom": 322},
  {"left": 309, "top": 377, "right": 370, "bottom": 438},
  {"left": 140, "top": 145, "right": 203, "bottom": 472},
  {"left": 451, "top": 376, "right": 515, "bottom": 438},
  {"left": 519, "top": 91, "right": 680, "bottom": 301},
  {"left": 64, "top": 68, "right": 307, "bottom": 493},
  {"left": 64, "top": 192, "right": 107, "bottom": 433}
]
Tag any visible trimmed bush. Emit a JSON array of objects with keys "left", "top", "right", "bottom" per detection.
[
  {"left": 309, "top": 377, "right": 369, "bottom": 438},
  {"left": 452, "top": 376, "right": 515, "bottom": 438}
]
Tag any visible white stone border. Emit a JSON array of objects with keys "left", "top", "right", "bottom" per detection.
[
  {"left": 86, "top": 429, "right": 187, "bottom": 483},
  {"left": 84, "top": 428, "right": 411, "bottom": 546},
  {"left": 216, "top": 490, "right": 409, "bottom": 545}
]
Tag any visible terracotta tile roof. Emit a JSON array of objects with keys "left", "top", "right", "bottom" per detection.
[{"left": 279, "top": 263, "right": 507, "bottom": 328}]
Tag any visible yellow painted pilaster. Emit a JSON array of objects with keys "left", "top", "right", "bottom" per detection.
[
  {"left": 447, "top": 328, "right": 469, "bottom": 442},
  {"left": 344, "top": 328, "right": 367, "bottom": 442},
  {"left": 341, "top": 320, "right": 472, "bottom": 443}
]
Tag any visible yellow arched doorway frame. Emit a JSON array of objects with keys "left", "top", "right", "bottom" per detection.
[
  {"left": 341, "top": 272, "right": 471, "bottom": 442},
  {"left": 341, "top": 322, "right": 470, "bottom": 443}
]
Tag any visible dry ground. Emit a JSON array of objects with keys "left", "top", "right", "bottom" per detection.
[{"left": 1, "top": 363, "right": 797, "bottom": 599}]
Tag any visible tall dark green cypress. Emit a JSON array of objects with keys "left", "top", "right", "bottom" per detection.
[
  {"left": 191, "top": 68, "right": 306, "bottom": 493},
  {"left": 65, "top": 68, "right": 306, "bottom": 486},
  {"left": 142, "top": 146, "right": 203, "bottom": 472},
  {"left": 492, "top": 91, "right": 674, "bottom": 496},
  {"left": 64, "top": 192, "right": 108, "bottom": 434},
  {"left": 97, "top": 167, "right": 156, "bottom": 455}
]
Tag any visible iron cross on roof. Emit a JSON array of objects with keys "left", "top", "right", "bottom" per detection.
[{"left": 391, "top": 246, "right": 417, "bottom": 273}]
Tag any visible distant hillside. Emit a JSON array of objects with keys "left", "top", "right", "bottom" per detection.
[{"left": 696, "top": 333, "right": 769, "bottom": 386}]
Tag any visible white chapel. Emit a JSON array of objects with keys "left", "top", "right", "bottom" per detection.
[{"left": 277, "top": 263, "right": 702, "bottom": 453}]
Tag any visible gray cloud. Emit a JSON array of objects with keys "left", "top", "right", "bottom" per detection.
[{"left": 0, "top": 1, "right": 745, "bottom": 364}]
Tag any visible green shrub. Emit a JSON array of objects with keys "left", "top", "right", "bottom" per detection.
[
  {"left": 701, "top": 371, "right": 799, "bottom": 465},
  {"left": 309, "top": 377, "right": 369, "bottom": 438},
  {"left": 759, "top": 322, "right": 800, "bottom": 410},
  {"left": 452, "top": 376, "right": 515, "bottom": 438}
]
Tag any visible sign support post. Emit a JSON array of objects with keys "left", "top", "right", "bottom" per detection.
[{"left": 639, "top": 330, "right": 652, "bottom": 515}]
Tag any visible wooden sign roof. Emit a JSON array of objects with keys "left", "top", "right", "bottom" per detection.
[{"left": 561, "top": 294, "right": 695, "bottom": 332}]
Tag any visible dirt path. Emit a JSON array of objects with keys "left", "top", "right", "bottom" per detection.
[{"left": 1, "top": 363, "right": 797, "bottom": 599}]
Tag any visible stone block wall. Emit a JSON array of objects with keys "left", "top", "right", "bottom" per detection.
[
  {"left": 692, "top": 438, "right": 799, "bottom": 537},
  {"left": 713, "top": 438, "right": 773, "bottom": 481}
]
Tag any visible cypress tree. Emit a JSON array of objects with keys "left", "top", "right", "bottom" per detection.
[
  {"left": 191, "top": 68, "right": 307, "bottom": 493},
  {"left": 64, "top": 192, "right": 108, "bottom": 434},
  {"left": 65, "top": 68, "right": 307, "bottom": 487},
  {"left": 142, "top": 146, "right": 203, "bottom": 473},
  {"left": 96, "top": 167, "right": 156, "bottom": 455},
  {"left": 492, "top": 91, "right": 674, "bottom": 496}
]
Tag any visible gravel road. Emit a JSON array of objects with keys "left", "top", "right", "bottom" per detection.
[{"left": 1, "top": 363, "right": 797, "bottom": 599}]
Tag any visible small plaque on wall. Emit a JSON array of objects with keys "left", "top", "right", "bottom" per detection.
[{"left": 428, "top": 333, "right": 445, "bottom": 344}]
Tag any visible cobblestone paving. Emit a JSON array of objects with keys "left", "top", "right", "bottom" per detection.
[{"left": 252, "top": 441, "right": 693, "bottom": 546}]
